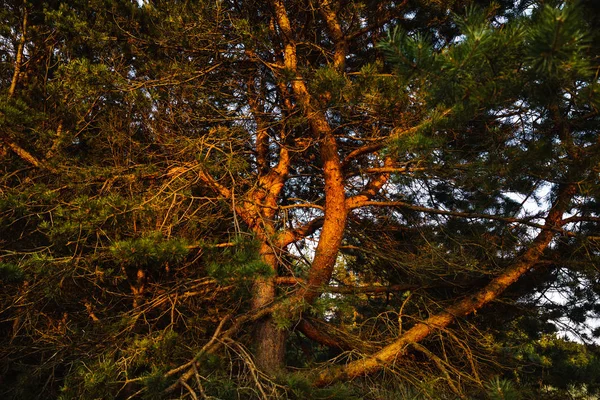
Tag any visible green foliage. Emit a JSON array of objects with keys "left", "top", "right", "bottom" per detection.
[
  {"left": 389, "top": 130, "right": 445, "bottom": 155},
  {"left": 110, "top": 232, "right": 189, "bottom": 270},
  {"left": 0, "top": 97, "right": 39, "bottom": 127},
  {"left": 201, "top": 377, "right": 240, "bottom": 399},
  {"left": 59, "top": 358, "right": 121, "bottom": 400},
  {"left": 531, "top": 335, "right": 600, "bottom": 393},
  {"left": 485, "top": 377, "right": 522, "bottom": 400},
  {"left": 310, "top": 66, "right": 348, "bottom": 103},
  {"left": 140, "top": 367, "right": 171, "bottom": 400},
  {"left": 41, "top": 194, "right": 135, "bottom": 248},
  {"left": 526, "top": 3, "right": 591, "bottom": 79},
  {"left": 56, "top": 58, "right": 120, "bottom": 99},
  {"left": 123, "top": 330, "right": 180, "bottom": 369},
  {"left": 0, "top": 262, "right": 24, "bottom": 283},
  {"left": 272, "top": 297, "right": 308, "bottom": 330},
  {"left": 378, "top": 27, "right": 438, "bottom": 77},
  {"left": 285, "top": 373, "right": 360, "bottom": 400},
  {"left": 206, "top": 239, "right": 273, "bottom": 281}
]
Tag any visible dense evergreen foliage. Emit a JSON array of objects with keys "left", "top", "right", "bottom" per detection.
[{"left": 1, "top": 0, "right": 599, "bottom": 398}]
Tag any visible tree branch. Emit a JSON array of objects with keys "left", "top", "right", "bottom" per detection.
[
  {"left": 345, "top": 0, "right": 409, "bottom": 41},
  {"left": 318, "top": 0, "right": 348, "bottom": 70},
  {"left": 314, "top": 182, "right": 577, "bottom": 386},
  {"left": 349, "top": 200, "right": 571, "bottom": 233},
  {"left": 196, "top": 168, "right": 232, "bottom": 199},
  {"left": 8, "top": 4, "right": 27, "bottom": 98},
  {"left": 276, "top": 217, "right": 325, "bottom": 248},
  {"left": 346, "top": 157, "right": 393, "bottom": 209},
  {"left": 560, "top": 215, "right": 600, "bottom": 225},
  {"left": 296, "top": 318, "right": 377, "bottom": 353}
]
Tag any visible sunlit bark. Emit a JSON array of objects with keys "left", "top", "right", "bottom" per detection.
[{"left": 8, "top": 5, "right": 27, "bottom": 98}]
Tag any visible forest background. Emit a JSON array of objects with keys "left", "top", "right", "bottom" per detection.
[{"left": 1, "top": 0, "right": 600, "bottom": 399}]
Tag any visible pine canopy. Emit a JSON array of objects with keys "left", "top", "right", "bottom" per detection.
[{"left": 1, "top": 0, "right": 599, "bottom": 399}]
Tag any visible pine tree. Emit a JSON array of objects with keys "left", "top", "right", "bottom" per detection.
[{"left": 1, "top": 0, "right": 599, "bottom": 398}]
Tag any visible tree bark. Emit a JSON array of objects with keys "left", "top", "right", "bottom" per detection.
[
  {"left": 8, "top": 4, "right": 27, "bottom": 98},
  {"left": 252, "top": 243, "right": 287, "bottom": 373}
]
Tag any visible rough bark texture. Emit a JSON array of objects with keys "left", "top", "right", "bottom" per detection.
[{"left": 252, "top": 244, "right": 286, "bottom": 373}]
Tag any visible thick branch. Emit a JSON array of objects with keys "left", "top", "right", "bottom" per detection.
[
  {"left": 315, "top": 182, "right": 577, "bottom": 386},
  {"left": 8, "top": 5, "right": 27, "bottom": 98},
  {"left": 247, "top": 79, "right": 270, "bottom": 175},
  {"left": 277, "top": 216, "right": 325, "bottom": 247},
  {"left": 319, "top": 0, "right": 348, "bottom": 70},
  {"left": 327, "top": 283, "right": 421, "bottom": 294},
  {"left": 258, "top": 144, "right": 290, "bottom": 220},
  {"left": 342, "top": 142, "right": 386, "bottom": 167},
  {"left": 2, "top": 137, "right": 42, "bottom": 168},
  {"left": 296, "top": 318, "right": 377, "bottom": 353},
  {"left": 296, "top": 319, "right": 353, "bottom": 351},
  {"left": 346, "top": 157, "right": 393, "bottom": 209},
  {"left": 196, "top": 167, "right": 257, "bottom": 231},
  {"left": 196, "top": 168, "right": 232, "bottom": 199},
  {"left": 560, "top": 215, "right": 600, "bottom": 225}
]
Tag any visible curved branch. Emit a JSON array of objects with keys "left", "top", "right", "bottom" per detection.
[
  {"left": 296, "top": 319, "right": 352, "bottom": 351},
  {"left": 342, "top": 142, "right": 385, "bottom": 167}
]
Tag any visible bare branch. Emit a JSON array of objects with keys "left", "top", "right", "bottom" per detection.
[
  {"left": 349, "top": 200, "right": 569, "bottom": 233},
  {"left": 560, "top": 215, "right": 600, "bottom": 225},
  {"left": 295, "top": 318, "right": 378, "bottom": 353},
  {"left": 345, "top": 0, "right": 409, "bottom": 41},
  {"left": 327, "top": 284, "right": 421, "bottom": 294},
  {"left": 196, "top": 168, "right": 232, "bottom": 199}
]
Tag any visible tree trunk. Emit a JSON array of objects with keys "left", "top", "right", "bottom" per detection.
[
  {"left": 253, "top": 312, "right": 287, "bottom": 373},
  {"left": 252, "top": 243, "right": 286, "bottom": 372}
]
